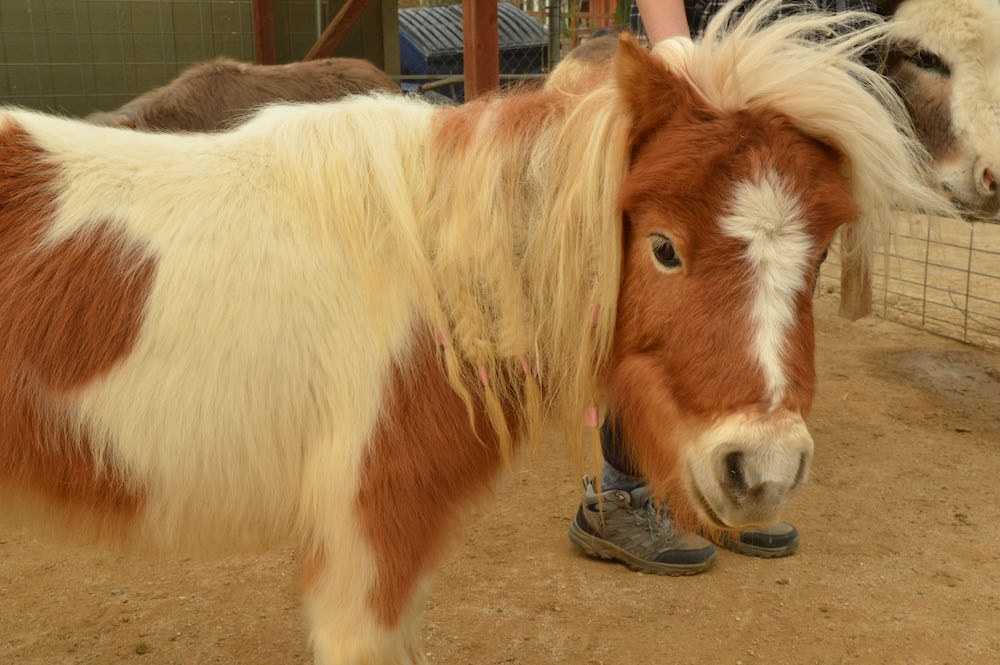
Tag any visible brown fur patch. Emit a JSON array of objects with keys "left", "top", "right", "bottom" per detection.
[
  {"left": 432, "top": 99, "right": 490, "bottom": 160},
  {"left": 778, "top": 141, "right": 856, "bottom": 414},
  {"left": 0, "top": 122, "right": 154, "bottom": 524},
  {"left": 616, "top": 35, "right": 702, "bottom": 158},
  {"left": 493, "top": 90, "right": 567, "bottom": 145},
  {"left": 86, "top": 57, "right": 399, "bottom": 133},
  {"left": 357, "top": 330, "right": 515, "bottom": 627}
]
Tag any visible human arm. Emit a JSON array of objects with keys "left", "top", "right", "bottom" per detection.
[{"left": 634, "top": 0, "right": 692, "bottom": 43}]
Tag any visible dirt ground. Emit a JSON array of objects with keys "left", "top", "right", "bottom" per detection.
[{"left": 1, "top": 293, "right": 998, "bottom": 665}]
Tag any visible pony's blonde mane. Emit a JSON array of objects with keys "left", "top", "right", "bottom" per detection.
[
  {"left": 408, "top": 1, "right": 952, "bottom": 470},
  {"left": 308, "top": 1, "right": 954, "bottom": 472},
  {"left": 418, "top": 84, "right": 629, "bottom": 470}
]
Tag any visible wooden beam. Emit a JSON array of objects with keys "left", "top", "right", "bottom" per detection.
[
  {"left": 306, "top": 0, "right": 373, "bottom": 61},
  {"left": 252, "top": 0, "right": 277, "bottom": 65},
  {"left": 462, "top": 0, "right": 499, "bottom": 100},
  {"left": 839, "top": 226, "right": 874, "bottom": 320}
]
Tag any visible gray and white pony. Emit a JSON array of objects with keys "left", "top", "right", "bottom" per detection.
[{"left": 881, "top": 0, "right": 1000, "bottom": 220}]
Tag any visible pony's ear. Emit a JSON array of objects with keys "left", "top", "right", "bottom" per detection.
[{"left": 615, "top": 33, "right": 694, "bottom": 146}]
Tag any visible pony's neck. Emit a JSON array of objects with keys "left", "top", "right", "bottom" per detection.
[{"left": 407, "top": 81, "right": 630, "bottom": 455}]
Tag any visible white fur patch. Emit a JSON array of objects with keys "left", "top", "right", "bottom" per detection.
[{"left": 719, "top": 172, "right": 812, "bottom": 409}]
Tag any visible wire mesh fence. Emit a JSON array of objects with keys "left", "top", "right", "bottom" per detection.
[
  {"left": 819, "top": 217, "right": 1000, "bottom": 352},
  {"left": 513, "top": 0, "right": 627, "bottom": 63},
  {"left": 0, "top": 0, "right": 339, "bottom": 118},
  {"left": 0, "top": 0, "right": 255, "bottom": 117}
]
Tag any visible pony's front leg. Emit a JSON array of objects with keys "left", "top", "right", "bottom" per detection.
[
  {"left": 302, "top": 551, "right": 431, "bottom": 665},
  {"left": 296, "top": 446, "right": 432, "bottom": 665},
  {"left": 299, "top": 334, "right": 507, "bottom": 664}
]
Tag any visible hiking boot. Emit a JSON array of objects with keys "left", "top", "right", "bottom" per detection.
[
  {"left": 713, "top": 523, "right": 800, "bottom": 558},
  {"left": 568, "top": 476, "right": 716, "bottom": 576}
]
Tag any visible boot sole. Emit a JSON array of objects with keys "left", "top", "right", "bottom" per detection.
[
  {"left": 568, "top": 520, "right": 716, "bottom": 576},
  {"left": 716, "top": 532, "right": 800, "bottom": 558}
]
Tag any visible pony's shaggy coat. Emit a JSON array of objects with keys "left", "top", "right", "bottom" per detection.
[{"left": 0, "top": 2, "right": 952, "bottom": 662}]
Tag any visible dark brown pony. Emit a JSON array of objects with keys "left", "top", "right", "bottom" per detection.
[{"left": 86, "top": 57, "right": 399, "bottom": 132}]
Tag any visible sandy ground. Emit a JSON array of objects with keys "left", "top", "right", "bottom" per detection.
[{"left": 1, "top": 293, "right": 998, "bottom": 665}]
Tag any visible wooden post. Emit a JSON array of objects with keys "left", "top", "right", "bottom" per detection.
[
  {"left": 252, "top": 0, "right": 277, "bottom": 65},
  {"left": 462, "top": 0, "right": 499, "bottom": 100},
  {"left": 381, "top": 0, "right": 401, "bottom": 77},
  {"left": 306, "top": 0, "right": 374, "bottom": 61},
  {"left": 547, "top": 0, "right": 560, "bottom": 68},
  {"left": 839, "top": 226, "right": 874, "bottom": 320}
]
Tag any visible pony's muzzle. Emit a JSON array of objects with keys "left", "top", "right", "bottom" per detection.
[{"left": 685, "top": 412, "right": 814, "bottom": 530}]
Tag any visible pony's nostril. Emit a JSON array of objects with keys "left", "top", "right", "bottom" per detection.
[
  {"left": 983, "top": 167, "right": 997, "bottom": 194},
  {"left": 721, "top": 451, "right": 747, "bottom": 501}
]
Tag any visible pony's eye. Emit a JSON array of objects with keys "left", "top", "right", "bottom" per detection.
[
  {"left": 650, "top": 234, "right": 681, "bottom": 270},
  {"left": 910, "top": 50, "right": 950, "bottom": 76}
]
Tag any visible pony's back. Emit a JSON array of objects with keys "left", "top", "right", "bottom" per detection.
[
  {"left": 85, "top": 57, "right": 400, "bottom": 132},
  {"left": 0, "top": 95, "right": 434, "bottom": 550}
]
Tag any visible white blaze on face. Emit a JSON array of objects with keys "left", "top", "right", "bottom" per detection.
[{"left": 719, "top": 172, "right": 812, "bottom": 410}]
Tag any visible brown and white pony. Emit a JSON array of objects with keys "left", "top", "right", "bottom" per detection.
[
  {"left": 0, "top": 3, "right": 948, "bottom": 663},
  {"left": 85, "top": 56, "right": 399, "bottom": 132},
  {"left": 565, "top": 0, "right": 1000, "bottom": 221}
]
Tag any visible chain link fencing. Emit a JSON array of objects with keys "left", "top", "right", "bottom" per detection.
[{"left": 397, "top": 0, "right": 631, "bottom": 101}]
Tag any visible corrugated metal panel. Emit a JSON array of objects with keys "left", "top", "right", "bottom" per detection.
[
  {"left": 496, "top": 2, "right": 547, "bottom": 48},
  {"left": 398, "top": 5, "right": 464, "bottom": 57},
  {"left": 398, "top": 2, "right": 547, "bottom": 58}
]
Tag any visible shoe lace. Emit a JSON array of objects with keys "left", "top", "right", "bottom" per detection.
[{"left": 633, "top": 497, "right": 676, "bottom": 546}]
